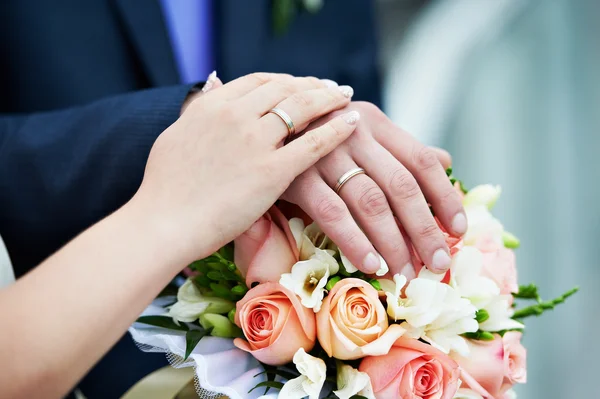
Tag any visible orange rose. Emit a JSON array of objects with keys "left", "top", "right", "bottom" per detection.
[
  {"left": 316, "top": 278, "right": 405, "bottom": 360},
  {"left": 234, "top": 206, "right": 299, "bottom": 287},
  {"left": 359, "top": 337, "right": 460, "bottom": 399},
  {"left": 233, "top": 282, "right": 315, "bottom": 366}
]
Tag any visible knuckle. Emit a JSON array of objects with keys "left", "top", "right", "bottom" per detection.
[
  {"left": 304, "top": 76, "right": 322, "bottom": 88},
  {"left": 303, "top": 132, "right": 324, "bottom": 153},
  {"left": 418, "top": 221, "right": 441, "bottom": 240},
  {"left": 337, "top": 230, "right": 360, "bottom": 251},
  {"left": 290, "top": 92, "right": 313, "bottom": 109},
  {"left": 414, "top": 146, "right": 439, "bottom": 171},
  {"left": 388, "top": 169, "right": 420, "bottom": 199},
  {"left": 439, "top": 186, "right": 460, "bottom": 207},
  {"left": 248, "top": 72, "right": 272, "bottom": 86},
  {"left": 314, "top": 197, "right": 347, "bottom": 225},
  {"left": 273, "top": 81, "right": 295, "bottom": 98},
  {"left": 357, "top": 185, "right": 389, "bottom": 219}
]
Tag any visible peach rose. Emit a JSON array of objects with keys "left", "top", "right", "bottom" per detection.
[
  {"left": 234, "top": 206, "right": 299, "bottom": 287},
  {"left": 453, "top": 332, "right": 526, "bottom": 398},
  {"left": 233, "top": 282, "right": 316, "bottom": 366},
  {"left": 316, "top": 278, "right": 406, "bottom": 360},
  {"left": 359, "top": 337, "right": 460, "bottom": 399}
]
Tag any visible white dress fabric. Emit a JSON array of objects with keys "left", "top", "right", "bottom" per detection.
[{"left": 0, "top": 234, "right": 15, "bottom": 289}]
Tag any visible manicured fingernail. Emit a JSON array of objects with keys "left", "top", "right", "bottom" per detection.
[
  {"left": 363, "top": 252, "right": 381, "bottom": 273},
  {"left": 338, "top": 85, "right": 354, "bottom": 98},
  {"left": 451, "top": 212, "right": 468, "bottom": 235},
  {"left": 342, "top": 111, "right": 360, "bottom": 125},
  {"left": 431, "top": 249, "right": 451, "bottom": 273},
  {"left": 202, "top": 70, "right": 218, "bottom": 93},
  {"left": 400, "top": 263, "right": 417, "bottom": 280},
  {"left": 321, "top": 79, "right": 339, "bottom": 88}
]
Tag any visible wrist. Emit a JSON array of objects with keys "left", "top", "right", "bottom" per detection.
[{"left": 118, "top": 195, "right": 211, "bottom": 271}]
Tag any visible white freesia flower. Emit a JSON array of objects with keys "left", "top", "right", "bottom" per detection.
[
  {"left": 463, "top": 205, "right": 504, "bottom": 247},
  {"left": 168, "top": 280, "right": 234, "bottom": 323},
  {"left": 340, "top": 250, "right": 389, "bottom": 277},
  {"left": 504, "top": 389, "right": 518, "bottom": 399},
  {"left": 479, "top": 295, "right": 524, "bottom": 332},
  {"left": 279, "top": 348, "right": 326, "bottom": 399},
  {"left": 289, "top": 218, "right": 336, "bottom": 260},
  {"left": 333, "top": 363, "right": 375, "bottom": 399},
  {"left": 280, "top": 248, "right": 339, "bottom": 312},
  {"left": 463, "top": 184, "right": 502, "bottom": 209},
  {"left": 453, "top": 388, "right": 484, "bottom": 399},
  {"left": 385, "top": 273, "right": 478, "bottom": 356},
  {"left": 449, "top": 247, "right": 500, "bottom": 309}
]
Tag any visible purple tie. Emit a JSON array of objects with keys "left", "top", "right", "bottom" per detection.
[{"left": 160, "top": 0, "right": 214, "bottom": 84}]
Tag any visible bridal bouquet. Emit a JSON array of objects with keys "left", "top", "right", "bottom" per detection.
[{"left": 130, "top": 169, "right": 577, "bottom": 399}]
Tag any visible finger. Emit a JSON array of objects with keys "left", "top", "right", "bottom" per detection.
[
  {"left": 281, "top": 172, "right": 381, "bottom": 273},
  {"left": 211, "top": 72, "right": 294, "bottom": 101},
  {"left": 276, "top": 110, "right": 360, "bottom": 177},
  {"left": 430, "top": 146, "right": 452, "bottom": 169},
  {"left": 237, "top": 76, "right": 327, "bottom": 115},
  {"left": 376, "top": 127, "right": 466, "bottom": 238},
  {"left": 317, "top": 155, "right": 412, "bottom": 275},
  {"left": 353, "top": 141, "right": 451, "bottom": 274},
  {"left": 259, "top": 86, "right": 354, "bottom": 143}
]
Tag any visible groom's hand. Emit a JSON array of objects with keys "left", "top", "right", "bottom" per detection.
[{"left": 282, "top": 102, "right": 465, "bottom": 275}]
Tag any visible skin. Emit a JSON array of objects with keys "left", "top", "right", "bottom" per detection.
[
  {"left": 204, "top": 76, "right": 464, "bottom": 276},
  {"left": 283, "top": 102, "right": 465, "bottom": 275},
  {"left": 0, "top": 73, "right": 360, "bottom": 399}
]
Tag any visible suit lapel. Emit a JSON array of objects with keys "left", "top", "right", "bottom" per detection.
[{"left": 115, "top": 0, "right": 180, "bottom": 86}]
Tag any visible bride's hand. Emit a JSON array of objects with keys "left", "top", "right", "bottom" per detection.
[{"left": 131, "top": 73, "right": 359, "bottom": 264}]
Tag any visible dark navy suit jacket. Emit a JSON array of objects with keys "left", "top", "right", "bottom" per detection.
[{"left": 0, "top": 0, "right": 380, "bottom": 397}]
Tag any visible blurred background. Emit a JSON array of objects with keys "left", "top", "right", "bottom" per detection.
[{"left": 378, "top": 0, "right": 599, "bottom": 398}]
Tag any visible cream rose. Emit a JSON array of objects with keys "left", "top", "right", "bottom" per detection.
[
  {"left": 316, "top": 278, "right": 405, "bottom": 360},
  {"left": 233, "top": 282, "right": 316, "bottom": 365}
]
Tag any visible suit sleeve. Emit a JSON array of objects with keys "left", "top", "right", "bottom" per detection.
[{"left": 0, "top": 84, "right": 193, "bottom": 275}]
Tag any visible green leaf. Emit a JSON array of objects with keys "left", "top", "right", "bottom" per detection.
[
  {"left": 326, "top": 276, "right": 342, "bottom": 291},
  {"left": 445, "top": 167, "right": 453, "bottom": 176},
  {"left": 475, "top": 309, "right": 490, "bottom": 323},
  {"left": 207, "top": 271, "right": 223, "bottom": 281},
  {"left": 194, "top": 274, "right": 212, "bottom": 288},
  {"left": 136, "top": 316, "right": 188, "bottom": 331},
  {"left": 368, "top": 278, "right": 382, "bottom": 291},
  {"left": 248, "top": 381, "right": 284, "bottom": 394},
  {"left": 512, "top": 286, "right": 579, "bottom": 319},
  {"left": 463, "top": 330, "right": 495, "bottom": 341},
  {"left": 199, "top": 314, "right": 243, "bottom": 338},
  {"left": 503, "top": 231, "right": 521, "bottom": 249},
  {"left": 513, "top": 283, "right": 541, "bottom": 301},
  {"left": 218, "top": 243, "right": 235, "bottom": 262},
  {"left": 184, "top": 328, "right": 212, "bottom": 360},
  {"left": 228, "top": 308, "right": 236, "bottom": 324},
  {"left": 231, "top": 284, "right": 248, "bottom": 296},
  {"left": 210, "top": 282, "right": 235, "bottom": 300}
]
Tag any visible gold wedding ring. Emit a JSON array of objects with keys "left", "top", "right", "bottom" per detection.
[
  {"left": 334, "top": 167, "right": 366, "bottom": 194},
  {"left": 268, "top": 107, "right": 296, "bottom": 138}
]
